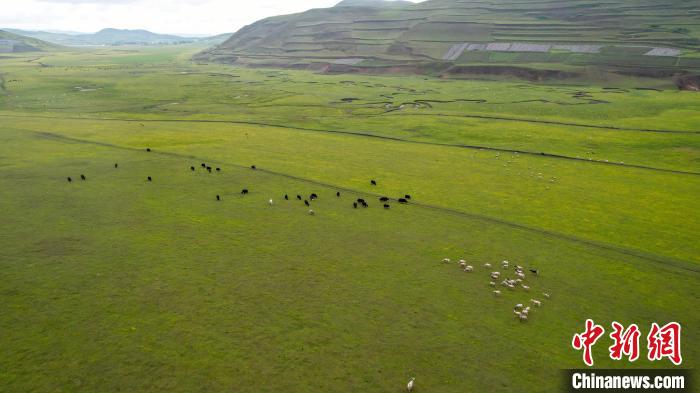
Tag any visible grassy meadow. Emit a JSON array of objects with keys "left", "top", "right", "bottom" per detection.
[{"left": 1, "top": 46, "right": 699, "bottom": 392}]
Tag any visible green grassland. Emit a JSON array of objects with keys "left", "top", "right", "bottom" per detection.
[{"left": 1, "top": 46, "right": 699, "bottom": 392}]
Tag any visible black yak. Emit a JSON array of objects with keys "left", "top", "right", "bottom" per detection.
[{"left": 241, "top": 189, "right": 249, "bottom": 195}]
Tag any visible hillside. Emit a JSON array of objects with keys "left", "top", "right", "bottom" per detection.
[
  {"left": 5, "top": 28, "right": 210, "bottom": 46},
  {"left": 0, "top": 30, "right": 61, "bottom": 52},
  {"left": 197, "top": 0, "right": 700, "bottom": 82}
]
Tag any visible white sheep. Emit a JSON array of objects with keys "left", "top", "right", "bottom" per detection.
[
  {"left": 484, "top": 263, "right": 492, "bottom": 268},
  {"left": 531, "top": 299, "right": 542, "bottom": 307},
  {"left": 522, "top": 285, "right": 530, "bottom": 291},
  {"left": 308, "top": 209, "right": 315, "bottom": 216},
  {"left": 407, "top": 377, "right": 415, "bottom": 392},
  {"left": 493, "top": 290, "right": 501, "bottom": 296},
  {"left": 543, "top": 292, "right": 550, "bottom": 299},
  {"left": 463, "top": 265, "right": 473, "bottom": 272},
  {"left": 489, "top": 281, "right": 496, "bottom": 287},
  {"left": 442, "top": 258, "right": 451, "bottom": 264}
]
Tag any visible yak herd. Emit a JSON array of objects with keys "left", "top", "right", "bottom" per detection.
[{"left": 66, "top": 147, "right": 414, "bottom": 214}]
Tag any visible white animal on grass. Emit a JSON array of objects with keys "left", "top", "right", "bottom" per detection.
[
  {"left": 489, "top": 281, "right": 496, "bottom": 287},
  {"left": 459, "top": 259, "right": 466, "bottom": 264},
  {"left": 464, "top": 265, "right": 473, "bottom": 272},
  {"left": 269, "top": 199, "right": 273, "bottom": 206},
  {"left": 531, "top": 299, "right": 542, "bottom": 307},
  {"left": 493, "top": 290, "right": 501, "bottom": 296},
  {"left": 459, "top": 261, "right": 467, "bottom": 268},
  {"left": 407, "top": 377, "right": 415, "bottom": 392},
  {"left": 442, "top": 258, "right": 451, "bottom": 264},
  {"left": 522, "top": 285, "right": 530, "bottom": 291},
  {"left": 514, "top": 303, "right": 523, "bottom": 310},
  {"left": 543, "top": 292, "right": 551, "bottom": 299},
  {"left": 308, "top": 209, "right": 315, "bottom": 216}
]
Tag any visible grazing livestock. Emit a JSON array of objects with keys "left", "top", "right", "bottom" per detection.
[
  {"left": 216, "top": 168, "right": 220, "bottom": 172},
  {"left": 531, "top": 299, "right": 542, "bottom": 307},
  {"left": 491, "top": 272, "right": 501, "bottom": 279},
  {"left": 370, "top": 180, "right": 377, "bottom": 186},
  {"left": 357, "top": 198, "right": 366, "bottom": 204},
  {"left": 353, "top": 202, "right": 358, "bottom": 209},
  {"left": 216, "top": 195, "right": 220, "bottom": 201},
  {"left": 379, "top": 197, "right": 389, "bottom": 202},
  {"left": 269, "top": 199, "right": 273, "bottom": 206},
  {"left": 146, "top": 148, "right": 151, "bottom": 152},
  {"left": 407, "top": 378, "right": 415, "bottom": 392},
  {"left": 442, "top": 258, "right": 451, "bottom": 263},
  {"left": 304, "top": 200, "right": 310, "bottom": 207},
  {"left": 308, "top": 210, "right": 315, "bottom": 216},
  {"left": 147, "top": 176, "right": 152, "bottom": 182},
  {"left": 398, "top": 198, "right": 408, "bottom": 204},
  {"left": 404, "top": 194, "right": 412, "bottom": 200},
  {"left": 207, "top": 166, "right": 212, "bottom": 173},
  {"left": 251, "top": 165, "right": 256, "bottom": 170},
  {"left": 459, "top": 260, "right": 466, "bottom": 267},
  {"left": 529, "top": 269, "right": 539, "bottom": 275},
  {"left": 543, "top": 292, "right": 551, "bottom": 299},
  {"left": 284, "top": 194, "right": 289, "bottom": 200},
  {"left": 489, "top": 281, "right": 496, "bottom": 287},
  {"left": 201, "top": 163, "right": 206, "bottom": 168},
  {"left": 241, "top": 189, "right": 249, "bottom": 195},
  {"left": 484, "top": 263, "right": 492, "bottom": 268},
  {"left": 80, "top": 174, "right": 86, "bottom": 181},
  {"left": 522, "top": 285, "right": 530, "bottom": 291},
  {"left": 114, "top": 163, "right": 118, "bottom": 168},
  {"left": 67, "top": 177, "right": 72, "bottom": 182},
  {"left": 493, "top": 290, "right": 501, "bottom": 296},
  {"left": 336, "top": 192, "right": 340, "bottom": 197},
  {"left": 383, "top": 204, "right": 390, "bottom": 209},
  {"left": 361, "top": 202, "right": 368, "bottom": 208},
  {"left": 463, "top": 265, "right": 474, "bottom": 272},
  {"left": 190, "top": 166, "right": 195, "bottom": 171},
  {"left": 297, "top": 195, "right": 302, "bottom": 200},
  {"left": 310, "top": 193, "right": 318, "bottom": 200}
]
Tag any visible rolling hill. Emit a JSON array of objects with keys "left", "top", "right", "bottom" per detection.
[
  {"left": 197, "top": 0, "right": 700, "bottom": 83},
  {"left": 0, "top": 30, "right": 61, "bottom": 52},
  {"left": 4, "top": 28, "right": 230, "bottom": 46}
]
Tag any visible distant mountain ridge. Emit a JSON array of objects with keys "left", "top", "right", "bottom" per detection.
[
  {"left": 4, "top": 28, "right": 230, "bottom": 46},
  {"left": 0, "top": 29, "right": 60, "bottom": 52}
]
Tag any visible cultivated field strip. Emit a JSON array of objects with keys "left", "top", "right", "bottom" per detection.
[
  {"left": 2, "top": 113, "right": 697, "bottom": 176},
  {"left": 26, "top": 128, "right": 700, "bottom": 275}
]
